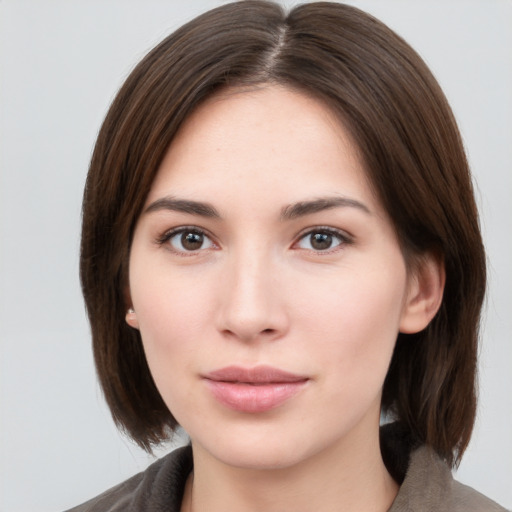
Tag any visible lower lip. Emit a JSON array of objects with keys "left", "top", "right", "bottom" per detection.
[{"left": 204, "top": 379, "right": 308, "bottom": 413}]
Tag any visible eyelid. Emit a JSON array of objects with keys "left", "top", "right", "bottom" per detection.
[
  {"left": 155, "top": 225, "right": 219, "bottom": 254},
  {"left": 292, "top": 225, "right": 353, "bottom": 252},
  {"left": 154, "top": 224, "right": 352, "bottom": 254}
]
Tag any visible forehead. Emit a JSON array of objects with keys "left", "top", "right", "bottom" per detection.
[{"left": 145, "top": 85, "right": 377, "bottom": 213}]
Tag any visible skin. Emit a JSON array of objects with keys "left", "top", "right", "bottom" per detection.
[{"left": 126, "top": 85, "right": 444, "bottom": 512}]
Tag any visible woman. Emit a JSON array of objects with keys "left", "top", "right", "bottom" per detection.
[{"left": 69, "top": 1, "right": 506, "bottom": 510}]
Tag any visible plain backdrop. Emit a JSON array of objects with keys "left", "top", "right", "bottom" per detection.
[{"left": 1, "top": 1, "right": 511, "bottom": 510}]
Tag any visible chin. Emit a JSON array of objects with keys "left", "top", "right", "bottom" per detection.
[
  {"left": 188, "top": 417, "right": 353, "bottom": 473},
  {"left": 203, "top": 439, "right": 310, "bottom": 471}
]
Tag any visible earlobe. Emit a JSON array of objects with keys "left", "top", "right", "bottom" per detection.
[
  {"left": 399, "top": 253, "right": 445, "bottom": 334},
  {"left": 124, "top": 282, "right": 139, "bottom": 329},
  {"left": 125, "top": 308, "right": 140, "bottom": 329}
]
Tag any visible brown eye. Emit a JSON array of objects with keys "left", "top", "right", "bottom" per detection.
[
  {"left": 310, "top": 232, "right": 333, "bottom": 250},
  {"left": 166, "top": 228, "right": 214, "bottom": 253},
  {"left": 295, "top": 229, "right": 346, "bottom": 252},
  {"left": 181, "top": 231, "right": 204, "bottom": 250}
]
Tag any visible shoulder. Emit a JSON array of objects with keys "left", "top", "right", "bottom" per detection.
[
  {"left": 450, "top": 478, "right": 508, "bottom": 512},
  {"left": 64, "top": 445, "right": 193, "bottom": 512},
  {"left": 390, "top": 445, "right": 507, "bottom": 512}
]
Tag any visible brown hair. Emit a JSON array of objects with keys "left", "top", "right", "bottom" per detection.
[{"left": 80, "top": 1, "right": 486, "bottom": 466}]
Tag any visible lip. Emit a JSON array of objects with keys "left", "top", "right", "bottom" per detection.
[{"left": 202, "top": 365, "right": 309, "bottom": 413}]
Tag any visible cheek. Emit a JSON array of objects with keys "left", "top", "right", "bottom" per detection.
[
  {"left": 130, "top": 271, "right": 219, "bottom": 416},
  {"left": 137, "top": 299, "right": 216, "bottom": 370},
  {"left": 129, "top": 257, "right": 218, "bottom": 375},
  {"left": 296, "top": 267, "right": 407, "bottom": 375},
  {"left": 131, "top": 253, "right": 215, "bottom": 334}
]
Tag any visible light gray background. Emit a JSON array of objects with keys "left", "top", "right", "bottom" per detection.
[{"left": 1, "top": 1, "right": 511, "bottom": 510}]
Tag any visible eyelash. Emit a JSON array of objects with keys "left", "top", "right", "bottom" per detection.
[
  {"left": 293, "top": 226, "right": 353, "bottom": 253},
  {"left": 155, "top": 225, "right": 353, "bottom": 255},
  {"left": 155, "top": 226, "right": 218, "bottom": 256}
]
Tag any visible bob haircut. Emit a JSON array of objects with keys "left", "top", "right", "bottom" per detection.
[{"left": 80, "top": 1, "right": 486, "bottom": 467}]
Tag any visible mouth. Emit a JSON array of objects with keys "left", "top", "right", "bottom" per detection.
[{"left": 202, "top": 365, "right": 309, "bottom": 413}]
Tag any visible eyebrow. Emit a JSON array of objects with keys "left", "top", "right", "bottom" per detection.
[
  {"left": 144, "top": 197, "right": 220, "bottom": 218},
  {"left": 144, "top": 195, "right": 371, "bottom": 220},
  {"left": 280, "top": 196, "right": 371, "bottom": 220}
]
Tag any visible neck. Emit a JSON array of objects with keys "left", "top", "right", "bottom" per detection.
[{"left": 183, "top": 424, "right": 398, "bottom": 512}]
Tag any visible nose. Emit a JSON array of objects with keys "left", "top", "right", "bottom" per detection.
[{"left": 215, "top": 250, "right": 289, "bottom": 343}]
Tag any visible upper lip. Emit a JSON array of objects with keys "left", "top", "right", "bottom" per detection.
[{"left": 204, "top": 365, "right": 308, "bottom": 384}]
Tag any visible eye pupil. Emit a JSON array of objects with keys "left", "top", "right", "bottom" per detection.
[
  {"left": 181, "top": 231, "right": 203, "bottom": 250},
  {"left": 311, "top": 232, "right": 332, "bottom": 250}
]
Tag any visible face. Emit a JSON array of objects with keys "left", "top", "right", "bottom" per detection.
[{"left": 127, "top": 86, "right": 421, "bottom": 471}]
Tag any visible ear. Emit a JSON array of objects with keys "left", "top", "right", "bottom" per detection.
[
  {"left": 123, "top": 284, "right": 139, "bottom": 329},
  {"left": 125, "top": 307, "right": 140, "bottom": 330},
  {"left": 399, "top": 252, "right": 445, "bottom": 334}
]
